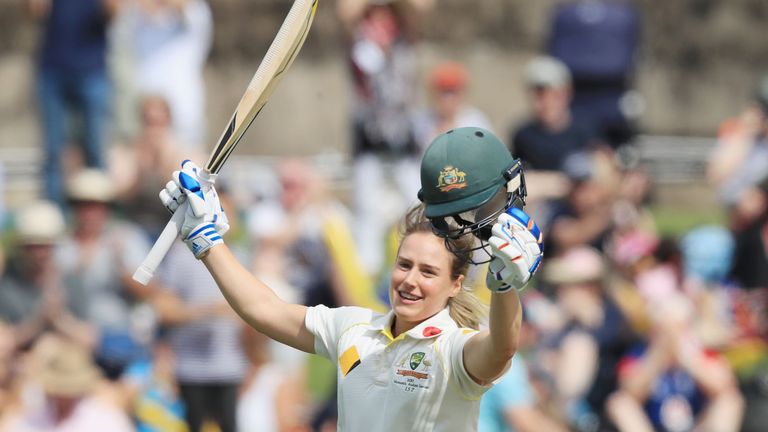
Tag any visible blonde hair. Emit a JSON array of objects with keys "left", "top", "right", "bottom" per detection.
[{"left": 400, "top": 205, "right": 488, "bottom": 330}]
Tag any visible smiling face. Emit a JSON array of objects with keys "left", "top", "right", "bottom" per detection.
[{"left": 390, "top": 231, "right": 464, "bottom": 336}]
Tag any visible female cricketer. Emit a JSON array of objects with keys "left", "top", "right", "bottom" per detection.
[{"left": 158, "top": 127, "right": 543, "bottom": 431}]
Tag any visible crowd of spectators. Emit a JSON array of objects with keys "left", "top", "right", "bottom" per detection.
[{"left": 1, "top": 0, "right": 766, "bottom": 431}]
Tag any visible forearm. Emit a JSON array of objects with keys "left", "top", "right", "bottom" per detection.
[
  {"left": 203, "top": 245, "right": 276, "bottom": 320},
  {"left": 11, "top": 318, "right": 45, "bottom": 349},
  {"left": 51, "top": 313, "right": 98, "bottom": 348},
  {"left": 154, "top": 297, "right": 220, "bottom": 326},
  {"left": 622, "top": 340, "right": 669, "bottom": 400},
  {"left": 707, "top": 139, "right": 753, "bottom": 184},
  {"left": 488, "top": 289, "right": 522, "bottom": 361},
  {"left": 464, "top": 289, "right": 522, "bottom": 383},
  {"left": 551, "top": 213, "right": 610, "bottom": 250},
  {"left": 678, "top": 347, "right": 734, "bottom": 396},
  {"left": 202, "top": 245, "right": 315, "bottom": 353}
]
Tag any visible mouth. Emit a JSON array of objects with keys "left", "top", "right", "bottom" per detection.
[{"left": 397, "top": 290, "right": 423, "bottom": 303}]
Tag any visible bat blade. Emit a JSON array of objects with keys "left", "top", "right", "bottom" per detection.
[
  {"left": 206, "top": 0, "right": 318, "bottom": 174},
  {"left": 132, "top": 0, "right": 319, "bottom": 285}
]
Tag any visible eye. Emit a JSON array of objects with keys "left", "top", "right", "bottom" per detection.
[
  {"left": 396, "top": 260, "right": 411, "bottom": 270},
  {"left": 421, "top": 267, "right": 438, "bottom": 277}
]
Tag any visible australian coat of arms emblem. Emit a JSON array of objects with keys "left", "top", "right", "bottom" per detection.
[{"left": 436, "top": 166, "right": 467, "bottom": 192}]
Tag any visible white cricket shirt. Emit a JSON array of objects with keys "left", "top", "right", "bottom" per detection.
[{"left": 305, "top": 305, "right": 490, "bottom": 432}]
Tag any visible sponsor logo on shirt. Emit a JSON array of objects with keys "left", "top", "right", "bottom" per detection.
[{"left": 394, "top": 351, "right": 433, "bottom": 392}]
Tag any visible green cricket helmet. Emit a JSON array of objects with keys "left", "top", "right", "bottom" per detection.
[{"left": 418, "top": 127, "right": 527, "bottom": 256}]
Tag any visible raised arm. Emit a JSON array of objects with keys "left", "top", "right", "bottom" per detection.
[
  {"left": 463, "top": 290, "right": 522, "bottom": 383},
  {"left": 463, "top": 210, "right": 543, "bottom": 383},
  {"left": 202, "top": 246, "right": 315, "bottom": 352},
  {"left": 159, "top": 161, "right": 316, "bottom": 353}
]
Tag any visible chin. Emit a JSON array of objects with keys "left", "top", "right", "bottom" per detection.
[
  {"left": 394, "top": 302, "right": 437, "bottom": 325},
  {"left": 392, "top": 303, "right": 420, "bottom": 321}
]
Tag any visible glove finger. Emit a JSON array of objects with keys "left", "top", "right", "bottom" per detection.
[
  {"left": 180, "top": 159, "right": 201, "bottom": 175},
  {"left": 159, "top": 189, "right": 179, "bottom": 213},
  {"left": 493, "top": 216, "right": 542, "bottom": 252},
  {"left": 165, "top": 180, "right": 186, "bottom": 211},
  {"left": 166, "top": 180, "right": 183, "bottom": 201},
  {"left": 162, "top": 180, "right": 187, "bottom": 210},
  {"left": 489, "top": 235, "right": 524, "bottom": 262}
]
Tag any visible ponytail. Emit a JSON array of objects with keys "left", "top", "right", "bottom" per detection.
[{"left": 448, "top": 288, "right": 487, "bottom": 330}]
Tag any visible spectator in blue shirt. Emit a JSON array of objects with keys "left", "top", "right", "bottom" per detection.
[
  {"left": 28, "top": 0, "right": 119, "bottom": 205},
  {"left": 479, "top": 355, "right": 566, "bottom": 432}
]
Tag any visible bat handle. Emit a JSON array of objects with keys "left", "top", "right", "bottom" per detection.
[{"left": 132, "top": 202, "right": 188, "bottom": 285}]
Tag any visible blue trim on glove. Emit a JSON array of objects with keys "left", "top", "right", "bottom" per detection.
[
  {"left": 188, "top": 223, "right": 215, "bottom": 238},
  {"left": 179, "top": 171, "right": 205, "bottom": 200},
  {"left": 507, "top": 207, "right": 545, "bottom": 252}
]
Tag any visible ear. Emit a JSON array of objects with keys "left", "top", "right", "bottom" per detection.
[{"left": 450, "top": 274, "right": 464, "bottom": 298}]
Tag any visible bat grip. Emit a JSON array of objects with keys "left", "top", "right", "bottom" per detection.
[{"left": 132, "top": 202, "right": 188, "bottom": 285}]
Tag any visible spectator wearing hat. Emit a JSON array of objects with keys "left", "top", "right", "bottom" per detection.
[
  {"left": 412, "top": 62, "right": 493, "bottom": 153},
  {"left": 510, "top": 56, "right": 596, "bottom": 174},
  {"left": 55, "top": 169, "right": 154, "bottom": 368},
  {"left": 508, "top": 56, "right": 601, "bottom": 224},
  {"left": 0, "top": 336, "right": 133, "bottom": 432},
  {"left": 0, "top": 201, "right": 96, "bottom": 351}
]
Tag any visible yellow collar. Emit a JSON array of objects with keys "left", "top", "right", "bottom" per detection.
[{"left": 371, "top": 308, "right": 457, "bottom": 342}]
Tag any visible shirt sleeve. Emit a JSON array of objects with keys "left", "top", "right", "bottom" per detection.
[
  {"left": 446, "top": 329, "right": 492, "bottom": 400},
  {"left": 304, "top": 305, "right": 372, "bottom": 363}
]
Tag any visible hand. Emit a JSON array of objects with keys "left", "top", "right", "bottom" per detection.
[
  {"left": 485, "top": 209, "right": 544, "bottom": 292},
  {"left": 159, "top": 160, "right": 229, "bottom": 258}
]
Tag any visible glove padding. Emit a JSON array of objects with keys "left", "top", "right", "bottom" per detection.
[
  {"left": 159, "top": 160, "right": 229, "bottom": 258},
  {"left": 486, "top": 208, "right": 544, "bottom": 292}
]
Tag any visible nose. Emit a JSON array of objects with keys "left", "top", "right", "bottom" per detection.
[{"left": 403, "top": 267, "right": 420, "bottom": 288}]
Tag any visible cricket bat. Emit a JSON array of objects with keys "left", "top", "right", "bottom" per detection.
[{"left": 133, "top": 0, "right": 319, "bottom": 285}]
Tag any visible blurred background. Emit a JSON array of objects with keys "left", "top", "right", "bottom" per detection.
[{"left": 0, "top": 0, "right": 767, "bottom": 431}]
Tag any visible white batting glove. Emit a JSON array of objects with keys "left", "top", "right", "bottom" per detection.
[
  {"left": 486, "top": 208, "right": 544, "bottom": 292},
  {"left": 159, "top": 160, "right": 230, "bottom": 258}
]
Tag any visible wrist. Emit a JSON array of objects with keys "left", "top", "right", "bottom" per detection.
[
  {"left": 185, "top": 223, "right": 224, "bottom": 258},
  {"left": 491, "top": 286, "right": 521, "bottom": 298}
]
